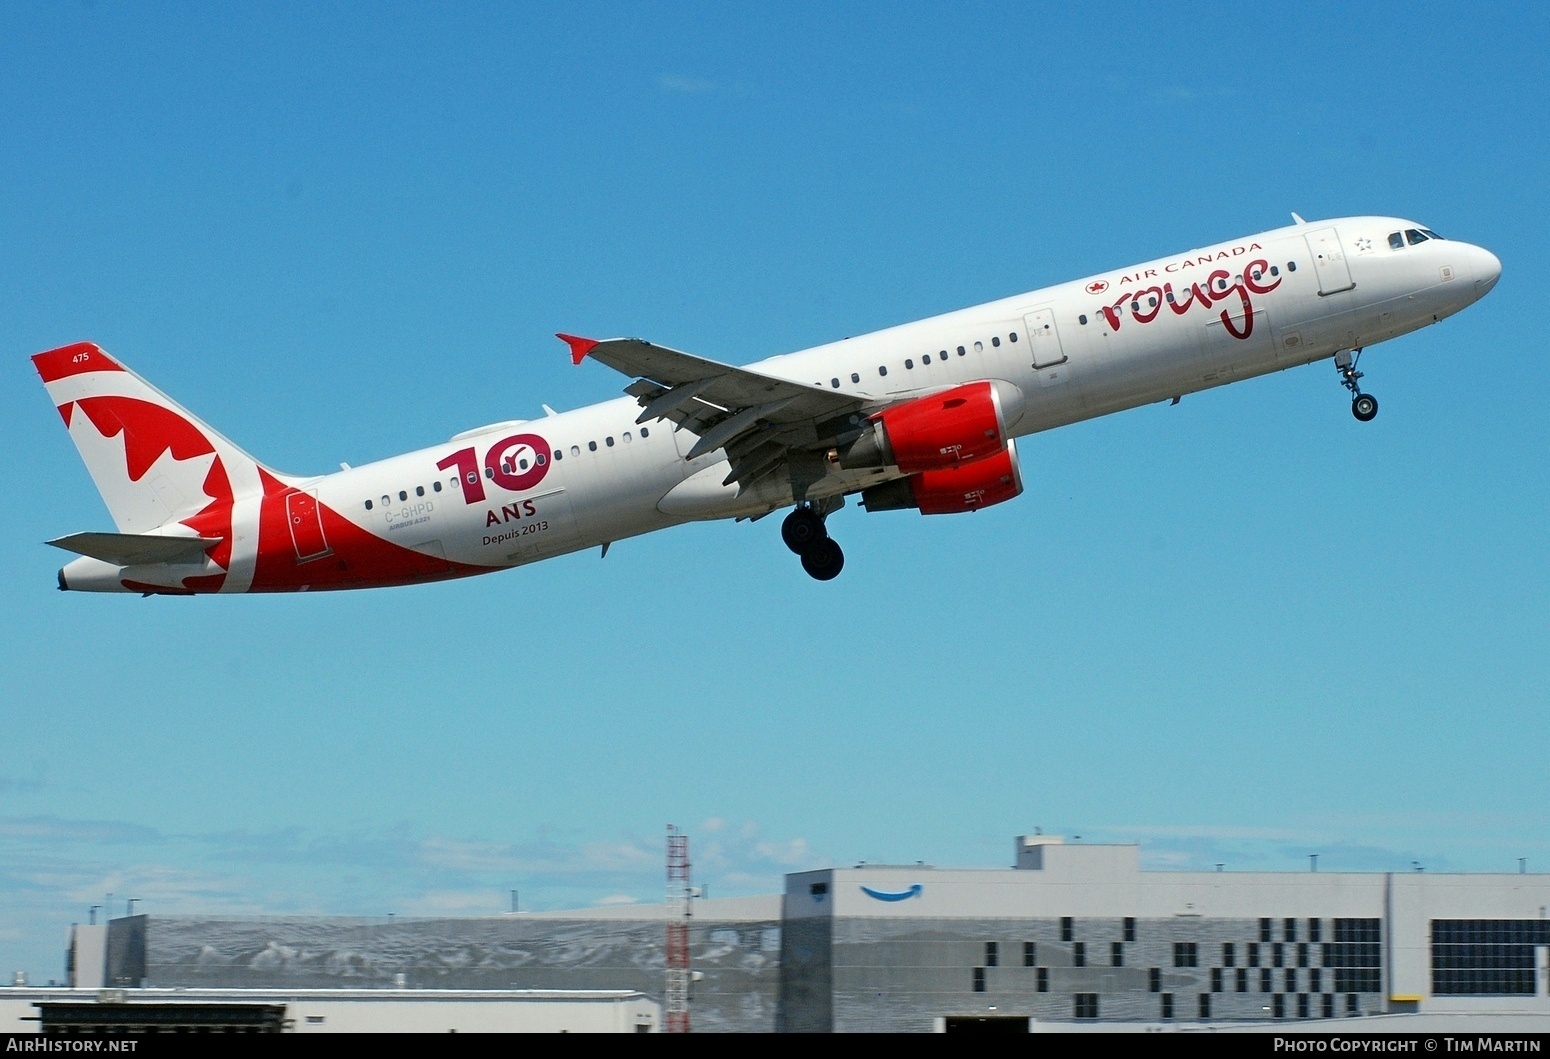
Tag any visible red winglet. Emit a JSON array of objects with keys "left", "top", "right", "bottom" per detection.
[{"left": 557, "top": 333, "right": 600, "bottom": 366}]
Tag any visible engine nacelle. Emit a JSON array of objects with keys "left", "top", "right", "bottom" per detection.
[
  {"left": 839, "top": 380, "right": 1024, "bottom": 474},
  {"left": 861, "top": 440, "right": 1023, "bottom": 515}
]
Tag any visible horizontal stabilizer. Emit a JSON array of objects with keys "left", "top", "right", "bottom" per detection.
[{"left": 46, "top": 532, "right": 219, "bottom": 566}]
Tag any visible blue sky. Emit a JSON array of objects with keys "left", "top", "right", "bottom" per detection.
[{"left": 2, "top": 3, "right": 1547, "bottom": 980}]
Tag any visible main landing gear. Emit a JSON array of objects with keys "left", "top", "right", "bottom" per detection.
[
  {"left": 1335, "top": 348, "right": 1379, "bottom": 422},
  {"left": 782, "top": 505, "right": 845, "bottom": 581}
]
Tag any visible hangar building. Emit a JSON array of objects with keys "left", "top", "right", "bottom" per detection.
[{"left": 29, "top": 836, "right": 1550, "bottom": 1032}]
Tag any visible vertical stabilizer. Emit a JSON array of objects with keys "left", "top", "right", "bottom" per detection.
[{"left": 31, "top": 342, "right": 278, "bottom": 536}]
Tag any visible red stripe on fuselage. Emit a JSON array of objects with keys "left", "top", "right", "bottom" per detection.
[{"left": 248, "top": 469, "right": 492, "bottom": 592}]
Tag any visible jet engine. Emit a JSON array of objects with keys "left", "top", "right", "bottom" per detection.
[
  {"left": 860, "top": 440, "right": 1023, "bottom": 515},
  {"left": 838, "top": 380, "right": 1024, "bottom": 473}
]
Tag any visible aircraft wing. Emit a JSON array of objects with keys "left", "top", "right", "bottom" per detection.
[{"left": 560, "top": 334, "right": 871, "bottom": 490}]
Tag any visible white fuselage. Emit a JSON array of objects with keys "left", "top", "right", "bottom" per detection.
[{"left": 302, "top": 215, "right": 1499, "bottom": 580}]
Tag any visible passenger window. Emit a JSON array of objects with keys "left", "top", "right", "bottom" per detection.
[
  {"left": 483, "top": 468, "right": 493, "bottom": 479},
  {"left": 588, "top": 441, "right": 597, "bottom": 452},
  {"left": 1270, "top": 266, "right": 1279, "bottom": 276},
  {"left": 518, "top": 458, "right": 529, "bottom": 469},
  {"left": 364, "top": 499, "right": 373, "bottom": 510},
  {"left": 381, "top": 495, "right": 390, "bottom": 505},
  {"left": 831, "top": 378, "right": 840, "bottom": 388},
  {"left": 879, "top": 365, "right": 887, "bottom": 376},
  {"left": 905, "top": 359, "right": 914, "bottom": 369},
  {"left": 974, "top": 341, "right": 983, "bottom": 352},
  {"left": 502, "top": 460, "right": 513, "bottom": 473},
  {"left": 991, "top": 336, "right": 1000, "bottom": 347},
  {"left": 605, "top": 436, "right": 614, "bottom": 447},
  {"left": 1388, "top": 232, "right": 1405, "bottom": 250},
  {"left": 415, "top": 486, "right": 424, "bottom": 496},
  {"left": 640, "top": 427, "right": 649, "bottom": 438},
  {"left": 1287, "top": 261, "right": 1297, "bottom": 271},
  {"left": 922, "top": 354, "right": 931, "bottom": 364},
  {"left": 939, "top": 350, "right": 948, "bottom": 359},
  {"left": 571, "top": 445, "right": 580, "bottom": 456},
  {"left": 1165, "top": 291, "right": 1175, "bottom": 303},
  {"left": 1149, "top": 296, "right": 1158, "bottom": 308},
  {"left": 433, "top": 481, "right": 442, "bottom": 491},
  {"left": 399, "top": 490, "right": 408, "bottom": 501},
  {"left": 537, "top": 452, "right": 547, "bottom": 464},
  {"left": 622, "top": 432, "right": 631, "bottom": 443},
  {"left": 1079, "top": 314, "right": 1088, "bottom": 324},
  {"left": 957, "top": 346, "right": 966, "bottom": 356},
  {"left": 1405, "top": 229, "right": 1429, "bottom": 245},
  {"left": 552, "top": 450, "right": 561, "bottom": 461},
  {"left": 1009, "top": 332, "right": 1018, "bottom": 343}
]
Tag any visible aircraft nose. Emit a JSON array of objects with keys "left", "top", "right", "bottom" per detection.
[{"left": 1471, "top": 244, "right": 1502, "bottom": 295}]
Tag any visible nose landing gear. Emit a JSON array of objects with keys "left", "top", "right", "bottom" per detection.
[
  {"left": 782, "top": 504, "right": 845, "bottom": 580},
  {"left": 1335, "top": 348, "right": 1379, "bottom": 422}
]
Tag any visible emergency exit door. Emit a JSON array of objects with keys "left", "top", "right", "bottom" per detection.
[
  {"left": 1305, "top": 228, "right": 1356, "bottom": 296},
  {"left": 286, "top": 490, "right": 332, "bottom": 563}
]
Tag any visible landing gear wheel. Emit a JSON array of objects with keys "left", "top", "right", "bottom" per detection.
[
  {"left": 781, "top": 506, "right": 827, "bottom": 554},
  {"left": 1351, "top": 394, "right": 1378, "bottom": 422},
  {"left": 800, "top": 538, "right": 845, "bottom": 581}
]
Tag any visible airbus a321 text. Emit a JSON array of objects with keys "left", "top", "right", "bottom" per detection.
[{"left": 34, "top": 214, "right": 1500, "bottom": 593}]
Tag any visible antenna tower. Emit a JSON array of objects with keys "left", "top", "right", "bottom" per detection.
[{"left": 665, "top": 824, "right": 692, "bottom": 1033}]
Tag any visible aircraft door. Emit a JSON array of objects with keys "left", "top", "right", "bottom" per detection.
[
  {"left": 286, "top": 490, "right": 331, "bottom": 563},
  {"left": 1305, "top": 228, "right": 1356, "bottom": 295},
  {"left": 1023, "top": 309, "right": 1067, "bottom": 368}
]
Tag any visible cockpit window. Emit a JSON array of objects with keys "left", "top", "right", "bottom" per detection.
[
  {"left": 1405, "top": 229, "right": 1430, "bottom": 245},
  {"left": 1420, "top": 228, "right": 1443, "bottom": 240},
  {"left": 1388, "top": 232, "right": 1404, "bottom": 250}
]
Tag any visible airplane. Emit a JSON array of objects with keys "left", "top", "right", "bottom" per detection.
[{"left": 32, "top": 214, "right": 1500, "bottom": 593}]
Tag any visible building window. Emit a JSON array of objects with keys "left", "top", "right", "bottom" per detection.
[
  {"left": 1273, "top": 994, "right": 1286, "bottom": 1018},
  {"left": 1199, "top": 993, "right": 1211, "bottom": 1020},
  {"left": 1061, "top": 917, "right": 1073, "bottom": 942},
  {"left": 1285, "top": 968, "right": 1297, "bottom": 993},
  {"left": 1210, "top": 967, "right": 1222, "bottom": 992},
  {"left": 1073, "top": 942, "right": 1086, "bottom": 967},
  {"left": 972, "top": 967, "right": 985, "bottom": 992},
  {"left": 1285, "top": 918, "right": 1297, "bottom": 942},
  {"left": 1173, "top": 942, "right": 1197, "bottom": 968},
  {"left": 1346, "top": 993, "right": 1359, "bottom": 1016},
  {"left": 1309, "top": 918, "right": 1322, "bottom": 944},
  {"left": 1111, "top": 942, "right": 1123, "bottom": 967},
  {"left": 1222, "top": 942, "right": 1235, "bottom": 966},
  {"left": 1161, "top": 993, "right": 1173, "bottom": 1019},
  {"left": 1036, "top": 967, "right": 1048, "bottom": 993},
  {"left": 1322, "top": 993, "right": 1335, "bottom": 1018},
  {"left": 985, "top": 941, "right": 998, "bottom": 967},
  {"left": 1430, "top": 919, "right": 1547, "bottom": 996},
  {"left": 1328, "top": 918, "right": 1383, "bottom": 994},
  {"left": 1148, "top": 967, "right": 1162, "bottom": 992},
  {"left": 1273, "top": 943, "right": 1284, "bottom": 967},
  {"left": 1298, "top": 942, "right": 1308, "bottom": 967},
  {"left": 1260, "top": 918, "right": 1272, "bottom": 943},
  {"left": 1023, "top": 941, "right": 1035, "bottom": 967},
  {"left": 1124, "top": 917, "right": 1135, "bottom": 942},
  {"left": 1074, "top": 994, "right": 1098, "bottom": 1020},
  {"left": 1236, "top": 968, "right": 1248, "bottom": 993},
  {"left": 1297, "top": 993, "right": 1310, "bottom": 1019},
  {"left": 1310, "top": 968, "right": 1322, "bottom": 993},
  {"left": 1260, "top": 968, "right": 1272, "bottom": 993},
  {"left": 1248, "top": 942, "right": 1260, "bottom": 967}
]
